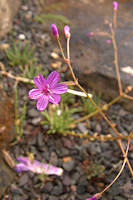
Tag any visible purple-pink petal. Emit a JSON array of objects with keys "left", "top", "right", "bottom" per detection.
[
  {"left": 16, "top": 156, "right": 29, "bottom": 164},
  {"left": 51, "top": 83, "right": 68, "bottom": 94},
  {"left": 64, "top": 25, "right": 70, "bottom": 37},
  {"left": 36, "top": 95, "right": 49, "bottom": 111},
  {"left": 48, "top": 93, "right": 60, "bottom": 104},
  {"left": 51, "top": 24, "right": 59, "bottom": 36},
  {"left": 34, "top": 74, "right": 47, "bottom": 89},
  {"left": 113, "top": 1, "right": 118, "bottom": 10},
  {"left": 15, "top": 163, "right": 29, "bottom": 172},
  {"left": 29, "top": 71, "right": 68, "bottom": 111},
  {"left": 47, "top": 71, "right": 60, "bottom": 88},
  {"left": 43, "top": 164, "right": 63, "bottom": 176},
  {"left": 29, "top": 88, "right": 42, "bottom": 99}
]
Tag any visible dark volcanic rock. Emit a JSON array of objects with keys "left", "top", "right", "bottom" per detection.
[{"left": 58, "top": 0, "right": 133, "bottom": 111}]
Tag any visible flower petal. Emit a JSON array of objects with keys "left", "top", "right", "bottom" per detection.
[
  {"left": 51, "top": 83, "right": 68, "bottom": 94},
  {"left": 51, "top": 24, "right": 59, "bottom": 37},
  {"left": 43, "top": 163, "right": 63, "bottom": 176},
  {"left": 48, "top": 93, "right": 60, "bottom": 104},
  {"left": 47, "top": 71, "right": 60, "bottom": 88},
  {"left": 15, "top": 163, "right": 29, "bottom": 172},
  {"left": 29, "top": 89, "right": 42, "bottom": 99},
  {"left": 34, "top": 74, "right": 47, "bottom": 89},
  {"left": 36, "top": 95, "right": 49, "bottom": 111},
  {"left": 16, "top": 157, "right": 29, "bottom": 165}
]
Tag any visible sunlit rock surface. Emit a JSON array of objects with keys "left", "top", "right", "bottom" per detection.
[
  {"left": 0, "top": 88, "right": 15, "bottom": 198},
  {"left": 0, "top": 0, "right": 21, "bottom": 38}
]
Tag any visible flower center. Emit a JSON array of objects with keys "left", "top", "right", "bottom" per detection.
[{"left": 42, "top": 84, "right": 51, "bottom": 95}]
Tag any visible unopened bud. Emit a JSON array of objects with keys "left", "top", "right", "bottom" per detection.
[
  {"left": 64, "top": 25, "right": 71, "bottom": 38},
  {"left": 113, "top": 1, "right": 118, "bottom": 11},
  {"left": 51, "top": 24, "right": 59, "bottom": 37}
]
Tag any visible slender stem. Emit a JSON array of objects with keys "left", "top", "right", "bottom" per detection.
[
  {"left": 57, "top": 38, "right": 66, "bottom": 60},
  {"left": 76, "top": 79, "right": 133, "bottom": 176},
  {"left": 63, "top": 46, "right": 133, "bottom": 177},
  {"left": 113, "top": 10, "right": 117, "bottom": 32},
  {"left": 73, "top": 95, "right": 122, "bottom": 124},
  {"left": 56, "top": 27, "right": 133, "bottom": 176},
  {"left": 0, "top": 70, "right": 34, "bottom": 84},
  {"left": 99, "top": 137, "right": 130, "bottom": 195},
  {"left": 67, "top": 38, "right": 70, "bottom": 60},
  {"left": 65, "top": 131, "right": 133, "bottom": 141},
  {"left": 123, "top": 94, "right": 133, "bottom": 101},
  {"left": 111, "top": 11, "right": 123, "bottom": 95}
]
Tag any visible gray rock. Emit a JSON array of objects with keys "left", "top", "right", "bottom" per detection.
[
  {"left": 28, "top": 108, "right": 40, "bottom": 118},
  {"left": 0, "top": 0, "right": 21, "bottom": 38},
  {"left": 43, "top": 182, "right": 53, "bottom": 193},
  {"left": 63, "top": 160, "right": 75, "bottom": 172},
  {"left": 11, "top": 184, "right": 23, "bottom": 195},
  {"left": 115, "top": 196, "right": 125, "bottom": 200},
  {"left": 49, "top": 152, "right": 58, "bottom": 166},
  {"left": 77, "top": 123, "right": 87, "bottom": 133},
  {"left": 56, "top": 147, "right": 69, "bottom": 157},
  {"left": 31, "top": 117, "right": 42, "bottom": 125},
  {"left": 37, "top": 132, "right": 44, "bottom": 147},
  {"left": 49, "top": 196, "right": 59, "bottom": 200},
  {"left": 13, "top": 195, "right": 24, "bottom": 200},
  {"left": 19, "top": 174, "right": 29, "bottom": 187},
  {"left": 63, "top": 0, "right": 133, "bottom": 111},
  {"left": 63, "top": 175, "right": 71, "bottom": 186},
  {"left": 89, "top": 142, "right": 102, "bottom": 154},
  {"left": 70, "top": 172, "right": 80, "bottom": 185},
  {"left": 77, "top": 184, "right": 86, "bottom": 194},
  {"left": 52, "top": 183, "right": 63, "bottom": 196}
]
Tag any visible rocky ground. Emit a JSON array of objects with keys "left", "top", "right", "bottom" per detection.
[{"left": 0, "top": 0, "right": 133, "bottom": 200}]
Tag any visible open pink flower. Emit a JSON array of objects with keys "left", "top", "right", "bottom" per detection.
[
  {"left": 29, "top": 71, "right": 68, "bottom": 111},
  {"left": 15, "top": 156, "right": 63, "bottom": 176}
]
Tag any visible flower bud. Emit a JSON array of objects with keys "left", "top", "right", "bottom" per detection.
[
  {"left": 64, "top": 25, "right": 71, "bottom": 38},
  {"left": 51, "top": 24, "right": 59, "bottom": 37},
  {"left": 113, "top": 1, "right": 118, "bottom": 11}
]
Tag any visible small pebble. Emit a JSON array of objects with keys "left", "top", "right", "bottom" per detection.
[
  {"left": 18, "top": 34, "right": 26, "bottom": 40},
  {"left": 63, "top": 160, "right": 75, "bottom": 172},
  {"left": 19, "top": 174, "right": 29, "bottom": 187}
]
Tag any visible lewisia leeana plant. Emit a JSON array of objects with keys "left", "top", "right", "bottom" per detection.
[
  {"left": 15, "top": 156, "right": 63, "bottom": 176},
  {"left": 29, "top": 71, "right": 68, "bottom": 111}
]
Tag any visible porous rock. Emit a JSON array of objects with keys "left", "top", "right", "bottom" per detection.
[{"left": 0, "top": 0, "right": 21, "bottom": 38}]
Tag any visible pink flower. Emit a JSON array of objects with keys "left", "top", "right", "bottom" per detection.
[
  {"left": 64, "top": 25, "right": 71, "bottom": 38},
  {"left": 29, "top": 71, "right": 68, "bottom": 111},
  {"left": 113, "top": 1, "right": 118, "bottom": 10},
  {"left": 51, "top": 24, "right": 59, "bottom": 37},
  {"left": 15, "top": 156, "right": 63, "bottom": 176}
]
